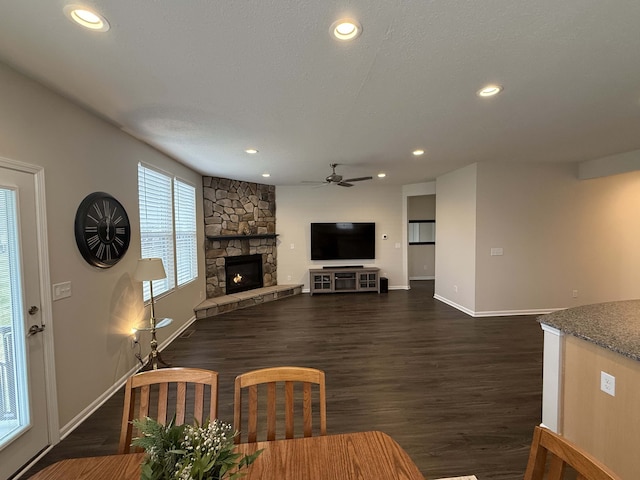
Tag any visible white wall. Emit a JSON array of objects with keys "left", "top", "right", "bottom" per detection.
[
  {"left": 436, "top": 160, "right": 640, "bottom": 316},
  {"left": 475, "top": 162, "right": 585, "bottom": 314},
  {"left": 276, "top": 184, "right": 405, "bottom": 290},
  {"left": 0, "top": 63, "right": 206, "bottom": 428},
  {"left": 475, "top": 162, "right": 640, "bottom": 313},
  {"left": 434, "top": 164, "right": 477, "bottom": 313}
]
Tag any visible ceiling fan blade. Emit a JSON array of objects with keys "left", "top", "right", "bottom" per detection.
[
  {"left": 302, "top": 181, "right": 330, "bottom": 188},
  {"left": 337, "top": 182, "right": 354, "bottom": 187},
  {"left": 343, "top": 176, "right": 373, "bottom": 182}
]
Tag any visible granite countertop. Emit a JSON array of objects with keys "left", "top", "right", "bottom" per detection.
[{"left": 537, "top": 300, "right": 640, "bottom": 362}]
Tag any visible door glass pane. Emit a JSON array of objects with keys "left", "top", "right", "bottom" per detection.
[{"left": 0, "top": 188, "right": 30, "bottom": 448}]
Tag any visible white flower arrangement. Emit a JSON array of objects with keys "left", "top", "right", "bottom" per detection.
[{"left": 132, "top": 417, "right": 262, "bottom": 480}]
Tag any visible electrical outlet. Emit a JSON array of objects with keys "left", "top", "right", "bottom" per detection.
[
  {"left": 453, "top": 285, "right": 458, "bottom": 293},
  {"left": 600, "top": 371, "right": 615, "bottom": 396},
  {"left": 572, "top": 289, "right": 578, "bottom": 298}
]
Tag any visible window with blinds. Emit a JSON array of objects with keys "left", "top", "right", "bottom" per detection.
[
  {"left": 138, "top": 164, "right": 197, "bottom": 301},
  {"left": 174, "top": 179, "right": 197, "bottom": 286}
]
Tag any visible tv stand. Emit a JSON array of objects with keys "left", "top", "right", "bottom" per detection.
[{"left": 309, "top": 267, "right": 380, "bottom": 295}]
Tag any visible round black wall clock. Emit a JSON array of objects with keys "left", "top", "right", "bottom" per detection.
[{"left": 74, "top": 192, "right": 131, "bottom": 268}]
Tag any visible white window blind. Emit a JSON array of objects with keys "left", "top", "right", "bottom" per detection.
[
  {"left": 174, "top": 179, "right": 197, "bottom": 286},
  {"left": 138, "top": 164, "right": 176, "bottom": 300}
]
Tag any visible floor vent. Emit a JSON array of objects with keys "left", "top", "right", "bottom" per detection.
[{"left": 180, "top": 329, "right": 196, "bottom": 339}]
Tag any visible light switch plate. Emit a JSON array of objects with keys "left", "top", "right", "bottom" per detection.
[{"left": 53, "top": 281, "right": 72, "bottom": 301}]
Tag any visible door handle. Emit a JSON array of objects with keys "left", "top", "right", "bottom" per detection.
[
  {"left": 28, "top": 324, "right": 45, "bottom": 336},
  {"left": 28, "top": 305, "right": 39, "bottom": 315}
]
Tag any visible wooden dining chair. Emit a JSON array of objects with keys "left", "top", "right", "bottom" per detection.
[
  {"left": 234, "top": 366, "right": 326, "bottom": 444},
  {"left": 524, "top": 426, "right": 622, "bottom": 480},
  {"left": 118, "top": 367, "right": 219, "bottom": 454}
]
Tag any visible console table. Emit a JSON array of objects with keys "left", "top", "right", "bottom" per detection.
[{"left": 309, "top": 267, "right": 380, "bottom": 295}]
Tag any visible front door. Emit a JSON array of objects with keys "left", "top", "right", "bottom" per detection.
[{"left": 0, "top": 163, "right": 51, "bottom": 478}]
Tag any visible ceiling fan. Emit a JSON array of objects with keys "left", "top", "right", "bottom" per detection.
[{"left": 308, "top": 163, "right": 373, "bottom": 187}]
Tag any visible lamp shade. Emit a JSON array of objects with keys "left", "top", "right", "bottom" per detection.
[{"left": 134, "top": 258, "right": 167, "bottom": 281}]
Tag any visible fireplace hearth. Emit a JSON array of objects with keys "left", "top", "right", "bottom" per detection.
[{"left": 225, "top": 254, "right": 264, "bottom": 295}]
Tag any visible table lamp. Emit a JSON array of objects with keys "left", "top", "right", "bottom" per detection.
[{"left": 134, "top": 258, "right": 167, "bottom": 369}]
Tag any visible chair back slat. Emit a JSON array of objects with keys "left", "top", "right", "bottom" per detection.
[
  {"left": 524, "top": 426, "right": 622, "bottom": 480},
  {"left": 157, "top": 383, "right": 168, "bottom": 424},
  {"left": 303, "top": 382, "right": 312, "bottom": 437},
  {"left": 175, "top": 381, "right": 187, "bottom": 424},
  {"left": 285, "top": 381, "right": 294, "bottom": 438},
  {"left": 234, "top": 366, "right": 326, "bottom": 444},
  {"left": 139, "top": 385, "right": 150, "bottom": 418},
  {"left": 247, "top": 384, "right": 258, "bottom": 443},
  {"left": 548, "top": 455, "right": 565, "bottom": 479},
  {"left": 266, "top": 382, "right": 277, "bottom": 441},
  {"left": 118, "top": 367, "right": 219, "bottom": 454},
  {"left": 194, "top": 384, "right": 204, "bottom": 423}
]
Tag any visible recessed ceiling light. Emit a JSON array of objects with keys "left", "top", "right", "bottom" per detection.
[
  {"left": 412, "top": 149, "right": 425, "bottom": 156},
  {"left": 477, "top": 84, "right": 503, "bottom": 97},
  {"left": 330, "top": 18, "right": 362, "bottom": 41},
  {"left": 377, "top": 172, "right": 386, "bottom": 178},
  {"left": 64, "top": 5, "right": 110, "bottom": 32},
  {"left": 262, "top": 173, "right": 270, "bottom": 178},
  {"left": 245, "top": 148, "right": 259, "bottom": 154}
]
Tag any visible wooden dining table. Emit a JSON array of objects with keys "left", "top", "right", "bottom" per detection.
[{"left": 28, "top": 431, "right": 424, "bottom": 480}]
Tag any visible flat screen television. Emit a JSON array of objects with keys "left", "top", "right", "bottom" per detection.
[{"left": 310, "top": 222, "right": 375, "bottom": 260}]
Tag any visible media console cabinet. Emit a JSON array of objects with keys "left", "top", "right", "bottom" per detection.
[{"left": 309, "top": 267, "right": 380, "bottom": 295}]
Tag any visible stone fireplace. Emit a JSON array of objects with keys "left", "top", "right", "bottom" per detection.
[
  {"left": 203, "top": 176, "right": 276, "bottom": 298},
  {"left": 225, "top": 254, "right": 264, "bottom": 294}
]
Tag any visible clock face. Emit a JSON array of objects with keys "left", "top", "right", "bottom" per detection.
[{"left": 74, "top": 192, "right": 131, "bottom": 268}]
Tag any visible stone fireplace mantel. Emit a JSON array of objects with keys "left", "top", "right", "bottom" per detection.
[{"left": 207, "top": 233, "right": 278, "bottom": 241}]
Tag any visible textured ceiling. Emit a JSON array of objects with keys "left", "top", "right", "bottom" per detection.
[{"left": 1, "top": 1, "right": 639, "bottom": 186}]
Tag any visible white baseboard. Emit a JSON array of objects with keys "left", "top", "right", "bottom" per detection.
[
  {"left": 433, "top": 295, "right": 476, "bottom": 316},
  {"left": 59, "top": 314, "right": 198, "bottom": 439},
  {"left": 433, "top": 294, "right": 564, "bottom": 317},
  {"left": 13, "top": 314, "right": 197, "bottom": 479},
  {"left": 472, "top": 307, "right": 565, "bottom": 317}
]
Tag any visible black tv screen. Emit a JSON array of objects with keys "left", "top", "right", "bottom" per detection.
[{"left": 310, "top": 222, "right": 375, "bottom": 260}]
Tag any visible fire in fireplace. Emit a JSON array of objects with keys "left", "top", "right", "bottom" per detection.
[{"left": 225, "top": 254, "right": 264, "bottom": 295}]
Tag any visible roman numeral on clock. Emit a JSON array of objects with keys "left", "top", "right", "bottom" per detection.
[{"left": 87, "top": 235, "right": 100, "bottom": 249}]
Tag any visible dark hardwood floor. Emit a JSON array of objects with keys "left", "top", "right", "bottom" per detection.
[{"left": 23, "top": 281, "right": 543, "bottom": 480}]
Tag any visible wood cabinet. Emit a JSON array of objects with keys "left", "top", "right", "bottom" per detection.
[{"left": 309, "top": 267, "right": 380, "bottom": 295}]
